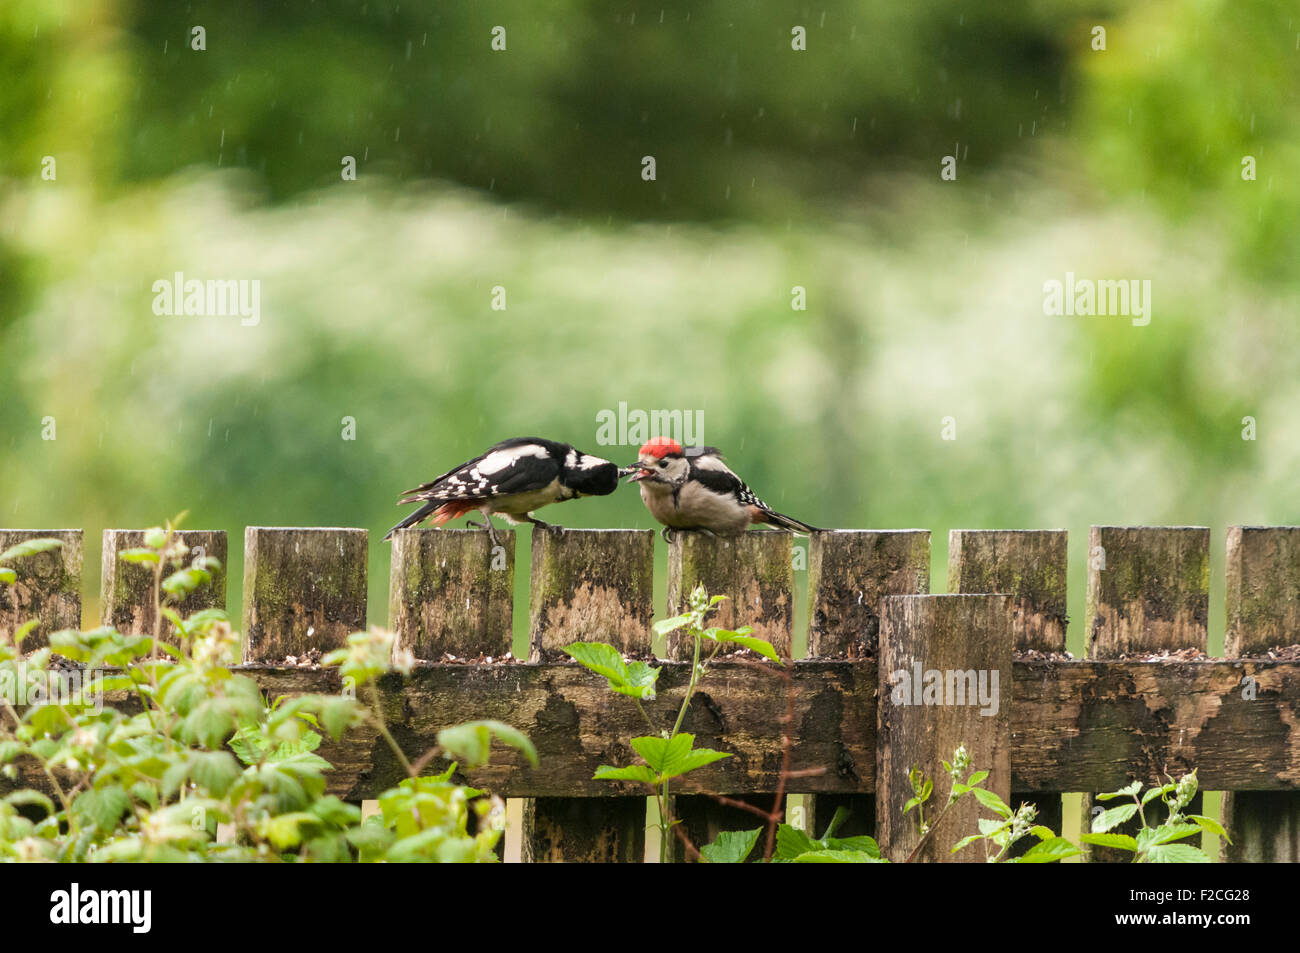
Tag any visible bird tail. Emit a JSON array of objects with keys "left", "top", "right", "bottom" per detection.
[
  {"left": 383, "top": 501, "right": 440, "bottom": 541},
  {"left": 759, "top": 509, "right": 820, "bottom": 535},
  {"left": 383, "top": 499, "right": 484, "bottom": 541}
]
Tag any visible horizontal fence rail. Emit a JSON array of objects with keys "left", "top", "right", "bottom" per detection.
[{"left": 2, "top": 524, "right": 1299, "bottom": 862}]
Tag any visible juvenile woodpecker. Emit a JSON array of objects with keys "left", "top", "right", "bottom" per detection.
[
  {"left": 626, "top": 437, "right": 819, "bottom": 540},
  {"left": 384, "top": 437, "right": 622, "bottom": 545}
]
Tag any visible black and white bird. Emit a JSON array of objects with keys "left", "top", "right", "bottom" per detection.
[
  {"left": 384, "top": 437, "right": 622, "bottom": 545},
  {"left": 626, "top": 437, "right": 819, "bottom": 540}
]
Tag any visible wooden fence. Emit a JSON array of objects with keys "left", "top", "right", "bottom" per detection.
[{"left": 2, "top": 524, "right": 1299, "bottom": 863}]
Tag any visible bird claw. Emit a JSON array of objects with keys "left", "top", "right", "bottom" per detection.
[{"left": 465, "top": 518, "right": 502, "bottom": 548}]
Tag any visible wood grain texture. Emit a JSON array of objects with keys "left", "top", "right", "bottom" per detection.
[
  {"left": 1087, "top": 526, "right": 1209, "bottom": 656},
  {"left": 525, "top": 528, "right": 654, "bottom": 861},
  {"left": 528, "top": 529, "right": 653, "bottom": 661},
  {"left": 876, "top": 595, "right": 1013, "bottom": 862},
  {"left": 0, "top": 530, "right": 82, "bottom": 648},
  {"left": 241, "top": 527, "right": 368, "bottom": 662},
  {"left": 388, "top": 528, "right": 514, "bottom": 661},
  {"left": 809, "top": 530, "right": 930, "bottom": 658},
  {"left": 101, "top": 530, "right": 227, "bottom": 642},
  {"left": 667, "top": 531, "right": 794, "bottom": 660},
  {"left": 6, "top": 659, "right": 1300, "bottom": 799},
  {"left": 1222, "top": 526, "right": 1300, "bottom": 863},
  {"left": 949, "top": 529, "right": 1067, "bottom": 653}
]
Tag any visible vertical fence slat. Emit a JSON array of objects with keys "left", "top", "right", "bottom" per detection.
[
  {"left": 876, "top": 594, "right": 1013, "bottom": 862},
  {"left": 1082, "top": 525, "right": 1209, "bottom": 861},
  {"left": 1221, "top": 526, "right": 1300, "bottom": 862},
  {"left": 1086, "top": 525, "right": 1209, "bottom": 657},
  {"left": 101, "top": 529, "right": 228, "bottom": 640},
  {"left": 389, "top": 528, "right": 514, "bottom": 661},
  {"left": 949, "top": 529, "right": 1067, "bottom": 852},
  {"left": 801, "top": 529, "right": 929, "bottom": 840},
  {"left": 666, "top": 531, "right": 794, "bottom": 660},
  {"left": 0, "top": 529, "right": 82, "bottom": 649},
  {"left": 528, "top": 528, "right": 654, "bottom": 661},
  {"left": 666, "top": 530, "right": 795, "bottom": 858},
  {"left": 523, "top": 528, "right": 654, "bottom": 862},
  {"left": 241, "top": 527, "right": 368, "bottom": 663},
  {"left": 388, "top": 527, "right": 515, "bottom": 858},
  {"left": 948, "top": 530, "right": 1067, "bottom": 653}
]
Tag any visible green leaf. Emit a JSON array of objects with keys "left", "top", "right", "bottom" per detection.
[
  {"left": 1076, "top": 832, "right": 1138, "bottom": 852},
  {"left": 563, "top": 642, "right": 660, "bottom": 700},
  {"left": 191, "top": 751, "right": 241, "bottom": 797},
  {"left": 5, "top": 789, "right": 55, "bottom": 816},
  {"left": 11, "top": 620, "right": 37, "bottom": 650},
  {"left": 792, "top": 849, "right": 886, "bottom": 863},
  {"left": 721, "top": 634, "right": 781, "bottom": 662},
  {"left": 630, "top": 733, "right": 729, "bottom": 780},
  {"left": 966, "top": 770, "right": 989, "bottom": 786},
  {"left": 971, "top": 786, "right": 1013, "bottom": 819},
  {"left": 1144, "top": 843, "right": 1210, "bottom": 863},
  {"left": 118, "top": 548, "right": 161, "bottom": 565},
  {"left": 1186, "top": 813, "right": 1231, "bottom": 843},
  {"left": 162, "top": 567, "right": 211, "bottom": 599},
  {"left": 320, "top": 696, "right": 358, "bottom": 740},
  {"left": 1143, "top": 784, "right": 1174, "bottom": 805},
  {"left": 593, "top": 764, "right": 659, "bottom": 784},
  {"left": 775, "top": 823, "right": 821, "bottom": 860},
  {"left": 0, "top": 538, "right": 63, "bottom": 562},
  {"left": 1012, "top": 837, "right": 1083, "bottom": 863},
  {"left": 700, "top": 828, "right": 762, "bottom": 863},
  {"left": 1097, "top": 780, "right": 1143, "bottom": 800},
  {"left": 0, "top": 568, "right": 15, "bottom": 585},
  {"left": 437, "top": 720, "right": 538, "bottom": 769},
  {"left": 260, "top": 812, "right": 322, "bottom": 850},
  {"left": 651, "top": 613, "right": 692, "bottom": 636},
  {"left": 94, "top": 786, "right": 132, "bottom": 832},
  {"left": 1092, "top": 803, "right": 1139, "bottom": 833},
  {"left": 1149, "top": 822, "right": 1201, "bottom": 845}
]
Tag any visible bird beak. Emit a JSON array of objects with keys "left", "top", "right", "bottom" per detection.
[
  {"left": 617, "top": 466, "right": 637, "bottom": 479},
  {"left": 624, "top": 465, "right": 652, "bottom": 483}
]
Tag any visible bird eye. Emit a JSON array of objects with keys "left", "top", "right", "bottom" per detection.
[{"left": 658, "top": 460, "right": 667, "bottom": 468}]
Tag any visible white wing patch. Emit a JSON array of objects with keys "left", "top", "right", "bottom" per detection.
[
  {"left": 575, "top": 453, "right": 612, "bottom": 470},
  {"left": 478, "top": 444, "right": 549, "bottom": 475}
]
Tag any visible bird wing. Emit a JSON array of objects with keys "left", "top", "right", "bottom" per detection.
[
  {"left": 688, "top": 452, "right": 768, "bottom": 508},
  {"left": 399, "top": 438, "right": 560, "bottom": 503}
]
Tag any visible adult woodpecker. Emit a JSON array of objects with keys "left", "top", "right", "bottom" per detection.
[
  {"left": 626, "top": 437, "right": 819, "bottom": 540},
  {"left": 384, "top": 437, "right": 623, "bottom": 545}
]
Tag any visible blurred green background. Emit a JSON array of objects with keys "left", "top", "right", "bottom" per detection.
[{"left": 2, "top": 0, "right": 1298, "bottom": 656}]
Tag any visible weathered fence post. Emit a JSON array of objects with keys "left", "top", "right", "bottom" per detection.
[
  {"left": 0, "top": 529, "right": 82, "bottom": 648},
  {"left": 800, "top": 530, "right": 929, "bottom": 839},
  {"left": 948, "top": 530, "right": 1067, "bottom": 653},
  {"left": 388, "top": 528, "right": 514, "bottom": 661},
  {"left": 876, "top": 594, "right": 1013, "bottom": 862},
  {"left": 665, "top": 530, "right": 795, "bottom": 857},
  {"left": 528, "top": 528, "right": 654, "bottom": 661},
  {"left": 241, "top": 527, "right": 368, "bottom": 662},
  {"left": 387, "top": 526, "right": 515, "bottom": 859},
  {"left": 1082, "top": 525, "right": 1209, "bottom": 861},
  {"left": 523, "top": 528, "right": 654, "bottom": 862},
  {"left": 666, "top": 531, "right": 794, "bottom": 660},
  {"left": 101, "top": 529, "right": 227, "bottom": 640},
  {"left": 949, "top": 529, "right": 1067, "bottom": 849},
  {"left": 1221, "top": 526, "right": 1300, "bottom": 862}
]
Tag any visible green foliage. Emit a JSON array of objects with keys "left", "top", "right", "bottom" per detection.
[
  {"left": 568, "top": 584, "right": 783, "bottom": 861},
  {"left": 1079, "top": 771, "right": 1226, "bottom": 863},
  {"left": 0, "top": 518, "right": 530, "bottom": 863},
  {"left": 561, "top": 642, "right": 659, "bottom": 700}
]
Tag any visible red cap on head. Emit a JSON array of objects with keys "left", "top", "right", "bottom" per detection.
[{"left": 639, "top": 436, "right": 683, "bottom": 459}]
